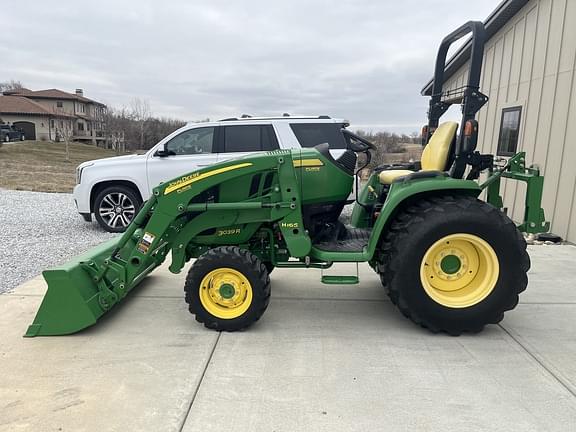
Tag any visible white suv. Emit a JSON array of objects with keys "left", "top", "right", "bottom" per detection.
[{"left": 74, "top": 115, "right": 351, "bottom": 232}]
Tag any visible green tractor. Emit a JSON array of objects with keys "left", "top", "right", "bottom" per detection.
[{"left": 26, "top": 21, "right": 548, "bottom": 337}]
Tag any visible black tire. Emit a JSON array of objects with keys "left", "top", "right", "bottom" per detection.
[
  {"left": 185, "top": 246, "right": 271, "bottom": 331},
  {"left": 93, "top": 185, "right": 142, "bottom": 233},
  {"left": 379, "top": 195, "right": 529, "bottom": 335},
  {"left": 263, "top": 262, "right": 274, "bottom": 274}
]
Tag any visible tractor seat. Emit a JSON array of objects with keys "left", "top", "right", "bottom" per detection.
[{"left": 378, "top": 121, "right": 458, "bottom": 184}]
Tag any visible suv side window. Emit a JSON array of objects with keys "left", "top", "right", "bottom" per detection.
[
  {"left": 290, "top": 123, "right": 347, "bottom": 149},
  {"left": 165, "top": 127, "right": 215, "bottom": 155},
  {"left": 223, "top": 125, "right": 279, "bottom": 152}
]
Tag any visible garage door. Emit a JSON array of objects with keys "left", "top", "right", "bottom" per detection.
[{"left": 13, "top": 121, "right": 35, "bottom": 140}]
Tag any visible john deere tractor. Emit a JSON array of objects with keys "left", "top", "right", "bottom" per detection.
[{"left": 26, "top": 21, "right": 548, "bottom": 337}]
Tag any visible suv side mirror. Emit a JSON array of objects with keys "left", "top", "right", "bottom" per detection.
[{"left": 154, "top": 146, "right": 175, "bottom": 157}]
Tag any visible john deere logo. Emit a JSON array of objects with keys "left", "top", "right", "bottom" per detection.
[{"left": 164, "top": 163, "right": 253, "bottom": 195}]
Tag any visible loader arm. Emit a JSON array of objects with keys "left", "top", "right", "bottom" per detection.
[{"left": 26, "top": 150, "right": 313, "bottom": 336}]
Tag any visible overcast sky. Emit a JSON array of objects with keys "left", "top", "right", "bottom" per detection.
[{"left": 2, "top": 0, "right": 501, "bottom": 133}]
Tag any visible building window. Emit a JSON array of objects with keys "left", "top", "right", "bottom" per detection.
[
  {"left": 50, "top": 120, "right": 55, "bottom": 128},
  {"left": 78, "top": 122, "right": 84, "bottom": 131},
  {"left": 59, "top": 121, "right": 64, "bottom": 128},
  {"left": 497, "top": 106, "right": 522, "bottom": 156},
  {"left": 57, "top": 101, "right": 63, "bottom": 108}
]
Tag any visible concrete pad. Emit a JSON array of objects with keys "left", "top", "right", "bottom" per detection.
[
  {"left": 272, "top": 262, "right": 385, "bottom": 301},
  {"left": 0, "top": 284, "right": 218, "bottom": 431},
  {"left": 4, "top": 245, "right": 576, "bottom": 431},
  {"left": 522, "top": 245, "right": 576, "bottom": 304},
  {"left": 183, "top": 299, "right": 576, "bottom": 432},
  {"left": 502, "top": 304, "right": 576, "bottom": 394}
]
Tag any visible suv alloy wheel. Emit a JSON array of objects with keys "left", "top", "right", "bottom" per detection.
[{"left": 93, "top": 185, "right": 142, "bottom": 232}]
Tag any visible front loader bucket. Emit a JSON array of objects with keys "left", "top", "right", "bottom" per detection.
[
  {"left": 25, "top": 196, "right": 168, "bottom": 337},
  {"left": 25, "top": 237, "right": 124, "bottom": 337}
]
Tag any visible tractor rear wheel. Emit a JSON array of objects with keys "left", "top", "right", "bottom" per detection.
[
  {"left": 380, "top": 195, "right": 529, "bottom": 335},
  {"left": 185, "top": 246, "right": 271, "bottom": 331}
]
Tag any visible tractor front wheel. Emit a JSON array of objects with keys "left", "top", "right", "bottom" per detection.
[
  {"left": 185, "top": 246, "right": 271, "bottom": 331},
  {"left": 380, "top": 195, "right": 529, "bottom": 335}
]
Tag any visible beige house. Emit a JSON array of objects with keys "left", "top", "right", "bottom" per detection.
[
  {"left": 0, "top": 96, "right": 75, "bottom": 141},
  {"left": 422, "top": 0, "right": 576, "bottom": 243},
  {"left": 0, "top": 88, "right": 107, "bottom": 144}
]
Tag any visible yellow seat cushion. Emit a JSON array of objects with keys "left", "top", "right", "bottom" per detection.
[
  {"left": 377, "top": 121, "right": 458, "bottom": 185},
  {"left": 421, "top": 121, "right": 458, "bottom": 171},
  {"left": 378, "top": 169, "right": 414, "bottom": 184}
]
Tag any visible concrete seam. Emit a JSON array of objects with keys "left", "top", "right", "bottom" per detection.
[
  {"left": 178, "top": 331, "right": 222, "bottom": 432},
  {"left": 7, "top": 293, "right": 576, "bottom": 305},
  {"left": 518, "top": 302, "right": 576, "bottom": 305},
  {"left": 7, "top": 292, "right": 576, "bottom": 306},
  {"left": 273, "top": 296, "right": 387, "bottom": 302},
  {"left": 498, "top": 323, "right": 576, "bottom": 399}
]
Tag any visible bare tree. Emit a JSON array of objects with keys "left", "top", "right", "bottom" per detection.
[
  {"left": 130, "top": 98, "right": 151, "bottom": 149},
  {"left": 0, "top": 80, "right": 25, "bottom": 92},
  {"left": 52, "top": 99, "right": 74, "bottom": 160},
  {"left": 56, "top": 119, "right": 75, "bottom": 162},
  {"left": 103, "top": 107, "right": 127, "bottom": 154},
  {"left": 354, "top": 130, "right": 425, "bottom": 168},
  {"left": 99, "top": 100, "right": 186, "bottom": 152}
]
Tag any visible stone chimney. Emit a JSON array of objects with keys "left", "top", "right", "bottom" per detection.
[{"left": 75, "top": 88, "right": 84, "bottom": 97}]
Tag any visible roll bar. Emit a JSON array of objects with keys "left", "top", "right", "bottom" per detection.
[{"left": 426, "top": 21, "right": 490, "bottom": 179}]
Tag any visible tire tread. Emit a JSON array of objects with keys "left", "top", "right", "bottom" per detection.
[
  {"left": 184, "top": 246, "right": 271, "bottom": 331},
  {"left": 379, "top": 194, "right": 529, "bottom": 335}
]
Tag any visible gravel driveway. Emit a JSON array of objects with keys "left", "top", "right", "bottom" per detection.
[{"left": 0, "top": 189, "right": 115, "bottom": 294}]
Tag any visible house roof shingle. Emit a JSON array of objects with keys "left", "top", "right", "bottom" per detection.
[
  {"left": 4, "top": 88, "right": 105, "bottom": 105},
  {"left": 0, "top": 96, "right": 76, "bottom": 118}
]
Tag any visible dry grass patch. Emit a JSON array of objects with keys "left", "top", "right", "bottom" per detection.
[{"left": 0, "top": 141, "right": 127, "bottom": 193}]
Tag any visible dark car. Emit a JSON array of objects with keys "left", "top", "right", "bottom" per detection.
[{"left": 0, "top": 124, "right": 25, "bottom": 142}]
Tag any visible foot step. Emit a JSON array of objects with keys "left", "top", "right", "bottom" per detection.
[
  {"left": 320, "top": 262, "right": 359, "bottom": 285},
  {"left": 321, "top": 275, "right": 359, "bottom": 285}
]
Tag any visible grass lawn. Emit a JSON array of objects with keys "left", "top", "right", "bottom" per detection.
[{"left": 0, "top": 141, "right": 127, "bottom": 193}]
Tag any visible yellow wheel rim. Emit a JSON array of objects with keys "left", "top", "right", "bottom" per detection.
[
  {"left": 420, "top": 234, "right": 499, "bottom": 308},
  {"left": 199, "top": 268, "right": 253, "bottom": 319}
]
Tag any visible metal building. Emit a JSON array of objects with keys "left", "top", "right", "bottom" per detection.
[{"left": 422, "top": 0, "right": 576, "bottom": 242}]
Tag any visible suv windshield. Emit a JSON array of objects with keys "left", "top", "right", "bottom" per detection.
[{"left": 290, "top": 123, "right": 347, "bottom": 149}]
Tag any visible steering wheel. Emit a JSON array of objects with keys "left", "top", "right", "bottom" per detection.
[{"left": 341, "top": 129, "right": 376, "bottom": 152}]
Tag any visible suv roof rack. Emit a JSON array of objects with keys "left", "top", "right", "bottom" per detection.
[{"left": 219, "top": 115, "right": 333, "bottom": 122}]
